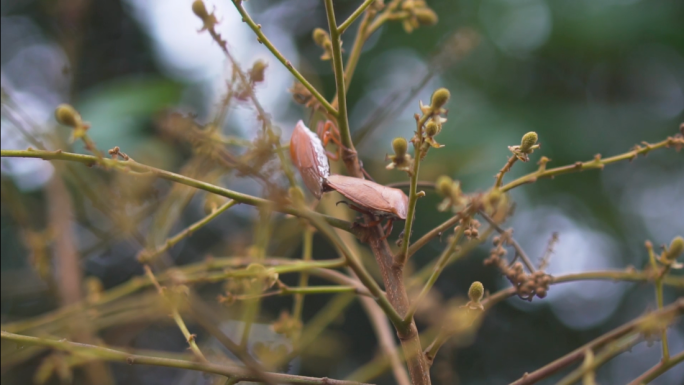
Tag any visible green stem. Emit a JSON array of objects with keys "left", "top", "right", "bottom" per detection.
[
  {"left": 0, "top": 331, "right": 369, "bottom": 385},
  {"left": 324, "top": 0, "right": 354, "bottom": 155},
  {"left": 396, "top": 114, "right": 432, "bottom": 265},
  {"left": 138, "top": 200, "right": 237, "bottom": 263},
  {"left": 230, "top": 0, "right": 337, "bottom": 118},
  {"left": 500, "top": 137, "right": 679, "bottom": 192},
  {"left": 338, "top": 0, "right": 376, "bottom": 34},
  {"left": 403, "top": 223, "right": 466, "bottom": 323},
  {"left": 627, "top": 350, "right": 684, "bottom": 385},
  {"left": 293, "top": 229, "right": 314, "bottom": 323},
  {"left": 0, "top": 149, "right": 354, "bottom": 233}
]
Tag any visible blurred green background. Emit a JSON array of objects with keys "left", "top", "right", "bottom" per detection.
[{"left": 1, "top": 0, "right": 683, "bottom": 384}]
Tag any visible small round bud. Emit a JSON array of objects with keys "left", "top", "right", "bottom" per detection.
[
  {"left": 425, "top": 121, "right": 439, "bottom": 136},
  {"left": 520, "top": 132, "right": 538, "bottom": 153},
  {"left": 430, "top": 88, "right": 450, "bottom": 110},
  {"left": 250, "top": 60, "right": 268, "bottom": 82},
  {"left": 392, "top": 137, "right": 408, "bottom": 156},
  {"left": 55, "top": 104, "right": 81, "bottom": 127},
  {"left": 414, "top": 8, "right": 438, "bottom": 26},
  {"left": 436, "top": 175, "right": 453, "bottom": 196},
  {"left": 313, "top": 28, "right": 330, "bottom": 47},
  {"left": 665, "top": 236, "right": 684, "bottom": 262},
  {"left": 468, "top": 281, "right": 484, "bottom": 302},
  {"left": 192, "top": 0, "right": 209, "bottom": 19}
]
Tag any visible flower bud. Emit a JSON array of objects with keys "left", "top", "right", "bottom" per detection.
[
  {"left": 665, "top": 236, "right": 684, "bottom": 262},
  {"left": 468, "top": 281, "right": 484, "bottom": 302},
  {"left": 250, "top": 60, "right": 268, "bottom": 83},
  {"left": 430, "top": 88, "right": 450, "bottom": 110},
  {"left": 425, "top": 121, "right": 439, "bottom": 137},
  {"left": 313, "top": 28, "right": 330, "bottom": 47},
  {"left": 392, "top": 137, "right": 408, "bottom": 157},
  {"left": 414, "top": 8, "right": 438, "bottom": 26},
  {"left": 192, "top": 0, "right": 209, "bottom": 19},
  {"left": 436, "top": 176, "right": 453, "bottom": 196},
  {"left": 55, "top": 104, "right": 81, "bottom": 127},
  {"left": 520, "top": 132, "right": 538, "bottom": 153}
]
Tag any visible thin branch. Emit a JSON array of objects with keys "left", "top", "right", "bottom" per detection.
[
  {"left": 500, "top": 136, "right": 682, "bottom": 192},
  {"left": 338, "top": 0, "right": 376, "bottom": 34},
  {"left": 138, "top": 200, "right": 237, "bottom": 263},
  {"left": 627, "top": 350, "right": 684, "bottom": 385},
  {"left": 509, "top": 298, "right": 684, "bottom": 385},
  {"left": 0, "top": 331, "right": 371, "bottom": 385},
  {"left": 143, "top": 266, "right": 207, "bottom": 362},
  {"left": 478, "top": 211, "right": 536, "bottom": 273},
  {"left": 0, "top": 149, "right": 355, "bottom": 234},
  {"left": 230, "top": 0, "right": 337, "bottom": 117}
]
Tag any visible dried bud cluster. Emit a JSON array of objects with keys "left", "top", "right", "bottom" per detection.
[
  {"left": 484, "top": 232, "right": 551, "bottom": 300},
  {"left": 192, "top": 0, "right": 218, "bottom": 32}
]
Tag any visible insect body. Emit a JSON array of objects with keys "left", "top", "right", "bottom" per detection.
[
  {"left": 323, "top": 174, "right": 408, "bottom": 240},
  {"left": 289, "top": 121, "right": 409, "bottom": 240},
  {"left": 290, "top": 120, "right": 330, "bottom": 199}
]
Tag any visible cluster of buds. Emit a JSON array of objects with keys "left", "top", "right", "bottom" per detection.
[
  {"left": 484, "top": 233, "right": 551, "bottom": 300},
  {"left": 638, "top": 310, "right": 678, "bottom": 347},
  {"left": 417, "top": 88, "right": 450, "bottom": 154},
  {"left": 508, "top": 132, "right": 540, "bottom": 162},
  {"left": 436, "top": 175, "right": 467, "bottom": 212},
  {"left": 55, "top": 104, "right": 89, "bottom": 142},
  {"left": 271, "top": 310, "right": 303, "bottom": 340},
  {"left": 455, "top": 217, "right": 480, "bottom": 240},
  {"left": 658, "top": 236, "right": 684, "bottom": 269},
  {"left": 386, "top": 137, "right": 413, "bottom": 173},
  {"left": 313, "top": 28, "right": 334, "bottom": 61},
  {"left": 400, "top": 0, "right": 438, "bottom": 33}
]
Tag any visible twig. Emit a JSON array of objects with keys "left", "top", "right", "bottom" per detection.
[
  {"left": 230, "top": 0, "right": 337, "bottom": 117},
  {"left": 138, "top": 199, "right": 237, "bottom": 263},
  {"left": 627, "top": 350, "right": 684, "bottom": 385},
  {"left": 509, "top": 298, "right": 684, "bottom": 385},
  {"left": 478, "top": 210, "right": 536, "bottom": 273},
  {"left": 538, "top": 232, "right": 558, "bottom": 271},
  {"left": 0, "top": 149, "right": 355, "bottom": 234},
  {"left": 143, "top": 266, "right": 207, "bottom": 362},
  {"left": 500, "top": 136, "right": 681, "bottom": 192},
  {"left": 0, "top": 331, "right": 371, "bottom": 385},
  {"left": 338, "top": 0, "right": 376, "bottom": 34}
]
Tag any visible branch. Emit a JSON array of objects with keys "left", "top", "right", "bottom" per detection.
[
  {"left": 230, "top": 0, "right": 337, "bottom": 117},
  {"left": 509, "top": 298, "right": 684, "bottom": 385},
  {"left": 478, "top": 211, "right": 536, "bottom": 273},
  {"left": 0, "top": 331, "right": 371, "bottom": 385},
  {"left": 500, "top": 136, "right": 682, "bottom": 192},
  {"left": 338, "top": 0, "right": 376, "bottom": 34},
  {"left": 0, "top": 149, "right": 354, "bottom": 233},
  {"left": 627, "top": 350, "right": 684, "bottom": 385}
]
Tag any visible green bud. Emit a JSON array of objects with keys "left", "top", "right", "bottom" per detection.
[
  {"left": 250, "top": 60, "right": 268, "bottom": 83},
  {"left": 665, "top": 236, "right": 684, "bottom": 262},
  {"left": 436, "top": 176, "right": 453, "bottom": 196},
  {"left": 520, "top": 132, "right": 538, "bottom": 153},
  {"left": 430, "top": 88, "right": 450, "bottom": 110},
  {"left": 468, "top": 281, "right": 484, "bottom": 302},
  {"left": 392, "top": 137, "right": 408, "bottom": 156},
  {"left": 313, "top": 28, "right": 330, "bottom": 47},
  {"left": 414, "top": 8, "right": 438, "bottom": 26},
  {"left": 54, "top": 104, "right": 81, "bottom": 127},
  {"left": 425, "top": 121, "right": 439, "bottom": 137},
  {"left": 192, "top": 0, "right": 209, "bottom": 19}
]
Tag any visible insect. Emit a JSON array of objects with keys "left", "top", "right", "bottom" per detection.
[
  {"left": 289, "top": 121, "right": 409, "bottom": 240},
  {"left": 323, "top": 174, "right": 408, "bottom": 240},
  {"left": 289, "top": 120, "right": 330, "bottom": 199}
]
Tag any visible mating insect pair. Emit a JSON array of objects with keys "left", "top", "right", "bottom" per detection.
[{"left": 290, "top": 120, "right": 408, "bottom": 240}]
